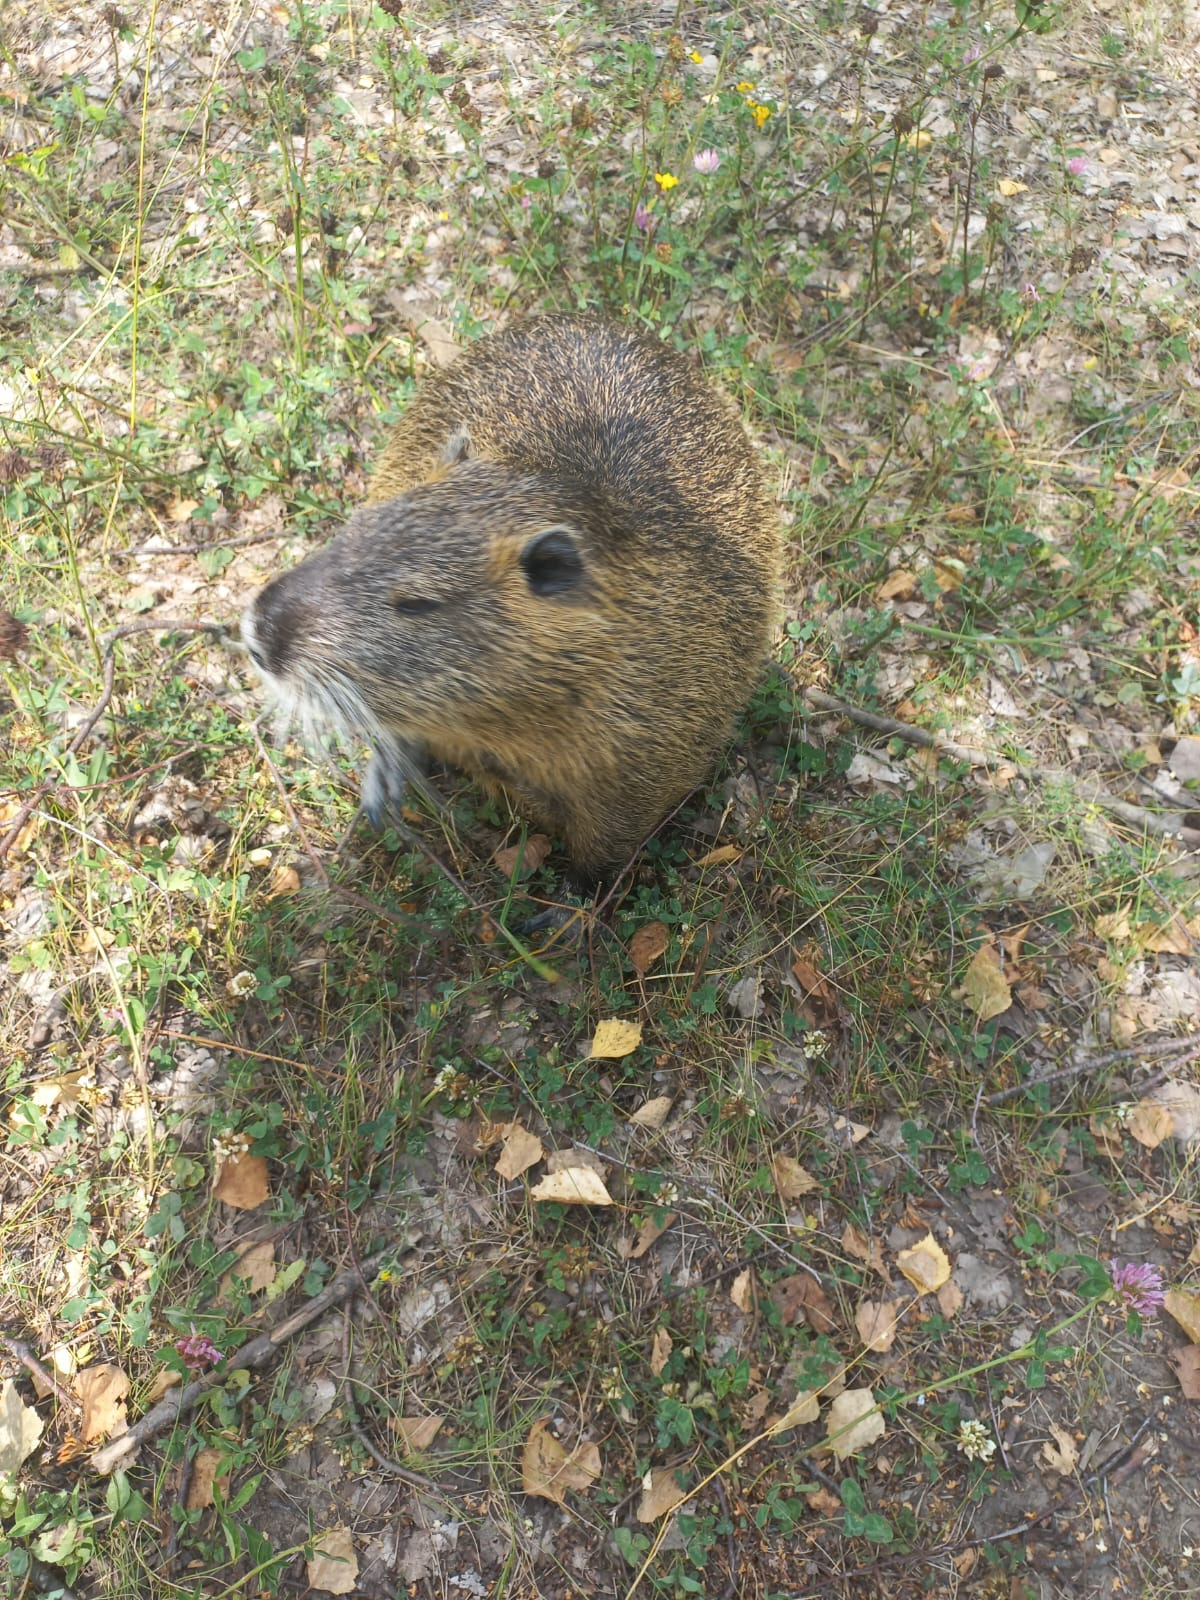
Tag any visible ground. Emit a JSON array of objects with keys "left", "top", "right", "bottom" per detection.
[{"left": 2, "top": 1, "right": 1200, "bottom": 1597}]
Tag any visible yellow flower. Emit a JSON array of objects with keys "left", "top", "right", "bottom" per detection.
[
  {"left": 735, "top": 81, "right": 756, "bottom": 93},
  {"left": 751, "top": 103, "right": 771, "bottom": 127},
  {"left": 654, "top": 171, "right": 679, "bottom": 190}
]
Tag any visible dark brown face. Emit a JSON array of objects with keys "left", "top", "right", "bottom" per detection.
[{"left": 241, "top": 461, "right": 615, "bottom": 751}]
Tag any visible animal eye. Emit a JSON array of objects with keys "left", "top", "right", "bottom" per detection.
[
  {"left": 520, "top": 527, "right": 584, "bottom": 598},
  {"left": 391, "top": 595, "right": 441, "bottom": 616}
]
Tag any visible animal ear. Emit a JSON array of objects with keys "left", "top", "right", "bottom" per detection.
[
  {"left": 441, "top": 425, "right": 472, "bottom": 466},
  {"left": 520, "top": 527, "right": 585, "bottom": 597}
]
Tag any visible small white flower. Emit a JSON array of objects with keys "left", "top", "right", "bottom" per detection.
[{"left": 956, "top": 1418, "right": 996, "bottom": 1462}]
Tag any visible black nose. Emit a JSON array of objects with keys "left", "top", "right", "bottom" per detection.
[{"left": 247, "top": 578, "right": 302, "bottom": 676}]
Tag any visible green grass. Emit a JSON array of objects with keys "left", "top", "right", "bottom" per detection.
[{"left": 3, "top": 1, "right": 1200, "bottom": 1597}]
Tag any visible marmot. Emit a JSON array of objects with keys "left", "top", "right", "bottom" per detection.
[{"left": 242, "top": 316, "right": 780, "bottom": 881}]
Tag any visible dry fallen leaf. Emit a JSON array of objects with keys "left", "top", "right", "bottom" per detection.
[
  {"left": 307, "top": 1526, "right": 358, "bottom": 1595},
  {"left": 770, "top": 1274, "right": 837, "bottom": 1335},
  {"left": 494, "top": 1122, "right": 544, "bottom": 1180},
  {"left": 959, "top": 942, "right": 1012, "bottom": 1022},
  {"left": 842, "top": 1223, "right": 888, "bottom": 1278},
  {"left": 636, "top": 1465, "right": 689, "bottom": 1521},
  {"left": 213, "top": 1153, "right": 270, "bottom": 1209},
  {"left": 629, "top": 921, "right": 670, "bottom": 975},
  {"left": 530, "top": 1166, "right": 614, "bottom": 1207},
  {"left": 77, "top": 1364, "right": 130, "bottom": 1444},
  {"left": 1128, "top": 1099, "right": 1176, "bottom": 1149},
  {"left": 693, "top": 843, "right": 743, "bottom": 868},
  {"left": 219, "top": 1239, "right": 276, "bottom": 1299},
  {"left": 588, "top": 1018, "right": 643, "bottom": 1059},
  {"left": 28, "top": 1345, "right": 74, "bottom": 1401},
  {"left": 937, "top": 1278, "right": 964, "bottom": 1319},
  {"left": 825, "top": 1387, "right": 885, "bottom": 1460},
  {"left": 767, "top": 1388, "right": 821, "bottom": 1435},
  {"left": 628, "top": 1095, "right": 673, "bottom": 1130},
  {"left": 771, "top": 1153, "right": 819, "bottom": 1201},
  {"left": 1040, "top": 1423, "right": 1078, "bottom": 1476},
  {"left": 521, "top": 1419, "right": 601, "bottom": 1505},
  {"left": 391, "top": 1415, "right": 443, "bottom": 1454},
  {"left": 876, "top": 568, "right": 918, "bottom": 601},
  {"left": 617, "top": 1209, "right": 676, "bottom": 1258},
  {"left": 897, "top": 1233, "right": 952, "bottom": 1295},
  {"left": 649, "top": 1327, "right": 673, "bottom": 1377},
  {"left": 1164, "top": 1288, "right": 1200, "bottom": 1345},
  {"left": 185, "top": 1446, "right": 230, "bottom": 1510},
  {"left": 492, "top": 833, "right": 551, "bottom": 877},
  {"left": 790, "top": 953, "right": 841, "bottom": 1024},
  {"left": 730, "top": 1267, "right": 755, "bottom": 1312},
  {"left": 855, "top": 1298, "right": 900, "bottom": 1352},
  {"left": 0, "top": 1378, "right": 45, "bottom": 1474}
]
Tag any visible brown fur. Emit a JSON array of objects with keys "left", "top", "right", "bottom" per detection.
[{"left": 242, "top": 316, "right": 779, "bottom": 879}]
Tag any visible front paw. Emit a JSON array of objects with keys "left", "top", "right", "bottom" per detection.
[{"left": 361, "top": 735, "right": 428, "bottom": 828}]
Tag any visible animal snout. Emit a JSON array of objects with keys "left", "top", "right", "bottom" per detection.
[{"left": 243, "top": 579, "right": 304, "bottom": 678}]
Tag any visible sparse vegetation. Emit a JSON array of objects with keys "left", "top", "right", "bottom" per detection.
[{"left": 3, "top": 2, "right": 1199, "bottom": 1598}]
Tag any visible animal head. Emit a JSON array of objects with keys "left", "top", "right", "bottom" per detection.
[{"left": 242, "top": 461, "right": 626, "bottom": 749}]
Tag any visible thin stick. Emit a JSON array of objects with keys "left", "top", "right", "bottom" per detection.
[
  {"left": 804, "top": 688, "right": 1200, "bottom": 847},
  {"left": 90, "top": 1256, "right": 384, "bottom": 1475}
]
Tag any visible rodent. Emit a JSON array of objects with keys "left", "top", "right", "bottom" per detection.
[{"left": 242, "top": 315, "right": 780, "bottom": 881}]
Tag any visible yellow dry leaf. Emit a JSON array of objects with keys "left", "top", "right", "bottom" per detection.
[
  {"left": 636, "top": 1465, "right": 689, "bottom": 1521},
  {"left": 832, "top": 1115, "right": 871, "bottom": 1144},
  {"left": 589, "top": 1018, "right": 643, "bottom": 1059},
  {"left": 267, "top": 863, "right": 301, "bottom": 897},
  {"left": 628, "top": 1095, "right": 673, "bottom": 1129},
  {"left": 996, "top": 178, "right": 1029, "bottom": 197},
  {"left": 1142, "top": 916, "right": 1194, "bottom": 954},
  {"left": 530, "top": 1166, "right": 614, "bottom": 1206},
  {"left": 932, "top": 556, "right": 966, "bottom": 592},
  {"left": 896, "top": 1233, "right": 951, "bottom": 1294},
  {"left": 166, "top": 494, "right": 200, "bottom": 523},
  {"left": 1094, "top": 907, "right": 1133, "bottom": 941},
  {"left": 219, "top": 1239, "right": 276, "bottom": 1298},
  {"left": 876, "top": 568, "right": 918, "bottom": 602},
  {"left": 213, "top": 1154, "right": 270, "bottom": 1209},
  {"left": 143, "top": 1368, "right": 181, "bottom": 1405},
  {"left": 1168, "top": 1344, "right": 1200, "bottom": 1400},
  {"left": 825, "top": 1387, "right": 885, "bottom": 1459},
  {"left": 767, "top": 1388, "right": 821, "bottom": 1435},
  {"left": 618, "top": 1210, "right": 676, "bottom": 1258},
  {"left": 77, "top": 1363, "right": 130, "bottom": 1444},
  {"left": 937, "top": 1278, "right": 964, "bottom": 1318},
  {"left": 1040, "top": 1423, "right": 1078, "bottom": 1476},
  {"left": 521, "top": 1419, "right": 601, "bottom": 1504},
  {"left": 1128, "top": 1099, "right": 1175, "bottom": 1149},
  {"left": 307, "top": 1526, "right": 358, "bottom": 1595},
  {"left": 1165, "top": 1288, "right": 1200, "bottom": 1345},
  {"left": 855, "top": 1298, "right": 900, "bottom": 1352},
  {"left": 28, "top": 1345, "right": 74, "bottom": 1400},
  {"left": 185, "top": 1446, "right": 230, "bottom": 1509},
  {"left": 492, "top": 833, "right": 551, "bottom": 877},
  {"left": 0, "top": 1378, "right": 45, "bottom": 1474},
  {"left": 629, "top": 921, "right": 670, "bottom": 975},
  {"left": 771, "top": 1153, "right": 819, "bottom": 1201},
  {"left": 495, "top": 1122, "right": 544, "bottom": 1180},
  {"left": 725, "top": 1266, "right": 754, "bottom": 1311},
  {"left": 842, "top": 1223, "right": 888, "bottom": 1278},
  {"left": 693, "top": 843, "right": 743, "bottom": 868},
  {"left": 959, "top": 942, "right": 1011, "bottom": 1022},
  {"left": 649, "top": 1327, "right": 673, "bottom": 1377},
  {"left": 391, "top": 1415, "right": 443, "bottom": 1454}
]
